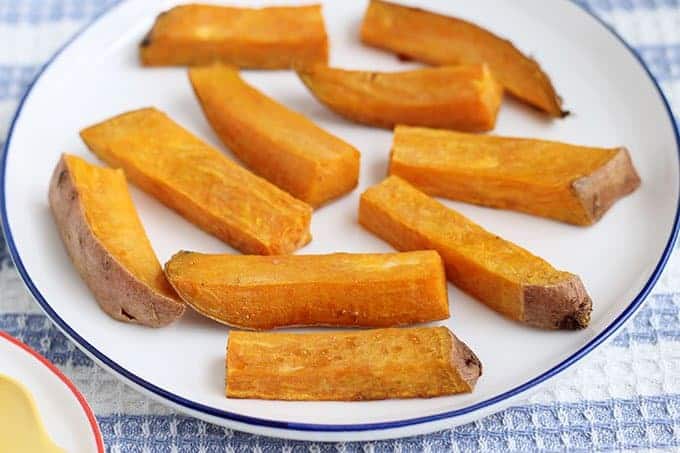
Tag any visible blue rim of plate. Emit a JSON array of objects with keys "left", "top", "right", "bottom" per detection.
[{"left": 1, "top": 0, "right": 679, "bottom": 434}]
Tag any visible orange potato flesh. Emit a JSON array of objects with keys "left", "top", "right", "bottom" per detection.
[
  {"left": 390, "top": 126, "right": 641, "bottom": 225},
  {"left": 140, "top": 4, "right": 328, "bottom": 68},
  {"left": 360, "top": 0, "right": 565, "bottom": 117},
  {"left": 226, "top": 327, "right": 481, "bottom": 401},
  {"left": 359, "top": 176, "right": 592, "bottom": 330},
  {"left": 189, "top": 64, "right": 360, "bottom": 207},
  {"left": 48, "top": 154, "right": 184, "bottom": 327},
  {"left": 66, "top": 155, "right": 170, "bottom": 293},
  {"left": 165, "top": 250, "right": 449, "bottom": 330},
  {"left": 297, "top": 64, "right": 503, "bottom": 132},
  {"left": 80, "top": 108, "right": 312, "bottom": 255}
]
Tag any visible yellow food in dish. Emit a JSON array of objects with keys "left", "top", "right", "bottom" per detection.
[{"left": 0, "top": 374, "right": 65, "bottom": 452}]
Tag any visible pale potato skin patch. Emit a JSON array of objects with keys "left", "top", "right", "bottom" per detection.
[{"left": 48, "top": 154, "right": 184, "bottom": 327}]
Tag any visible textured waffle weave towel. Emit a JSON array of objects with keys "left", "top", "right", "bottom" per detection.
[{"left": 1, "top": 0, "right": 680, "bottom": 451}]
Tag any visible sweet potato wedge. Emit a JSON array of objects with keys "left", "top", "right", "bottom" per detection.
[
  {"left": 296, "top": 64, "right": 503, "bottom": 132},
  {"left": 360, "top": 0, "right": 566, "bottom": 117},
  {"left": 140, "top": 4, "right": 328, "bottom": 68},
  {"left": 189, "top": 64, "right": 360, "bottom": 207},
  {"left": 359, "top": 176, "right": 592, "bottom": 330},
  {"left": 80, "top": 108, "right": 312, "bottom": 255},
  {"left": 389, "top": 126, "right": 641, "bottom": 225},
  {"left": 226, "top": 326, "right": 481, "bottom": 400},
  {"left": 165, "top": 250, "right": 448, "bottom": 330},
  {"left": 48, "top": 154, "right": 184, "bottom": 327}
]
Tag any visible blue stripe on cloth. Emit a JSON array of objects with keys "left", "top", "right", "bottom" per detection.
[
  {"left": 0, "top": 65, "right": 38, "bottom": 100},
  {"left": 0, "top": 293, "right": 678, "bottom": 369},
  {"left": 98, "top": 395, "right": 679, "bottom": 452},
  {"left": 637, "top": 45, "right": 680, "bottom": 81},
  {"left": 0, "top": 0, "right": 117, "bottom": 24},
  {"left": 0, "top": 0, "right": 673, "bottom": 24},
  {"left": 576, "top": 0, "right": 680, "bottom": 11},
  {"left": 611, "top": 292, "right": 680, "bottom": 346}
]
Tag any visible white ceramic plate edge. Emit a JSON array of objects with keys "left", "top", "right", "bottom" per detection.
[{"left": 0, "top": 331, "right": 105, "bottom": 451}]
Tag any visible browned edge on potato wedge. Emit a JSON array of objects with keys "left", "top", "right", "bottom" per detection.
[
  {"left": 226, "top": 326, "right": 481, "bottom": 400},
  {"left": 360, "top": 0, "right": 566, "bottom": 117},
  {"left": 359, "top": 176, "right": 592, "bottom": 330},
  {"left": 389, "top": 126, "right": 641, "bottom": 225},
  {"left": 79, "top": 107, "right": 312, "bottom": 255},
  {"left": 296, "top": 64, "right": 503, "bottom": 132},
  {"left": 189, "top": 64, "right": 360, "bottom": 207},
  {"left": 140, "top": 4, "right": 328, "bottom": 68},
  {"left": 165, "top": 250, "right": 449, "bottom": 330},
  {"left": 48, "top": 154, "right": 184, "bottom": 327}
]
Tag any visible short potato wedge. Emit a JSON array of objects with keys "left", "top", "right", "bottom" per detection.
[
  {"left": 359, "top": 176, "right": 592, "bottom": 330},
  {"left": 140, "top": 4, "right": 328, "bottom": 68},
  {"left": 165, "top": 250, "right": 449, "bottom": 330},
  {"left": 48, "top": 154, "right": 184, "bottom": 327},
  {"left": 189, "top": 64, "right": 360, "bottom": 207},
  {"left": 297, "top": 64, "right": 503, "bottom": 132},
  {"left": 226, "top": 327, "right": 481, "bottom": 400},
  {"left": 80, "top": 108, "right": 312, "bottom": 255},
  {"left": 360, "top": 0, "right": 566, "bottom": 117},
  {"left": 389, "top": 126, "right": 641, "bottom": 225}
]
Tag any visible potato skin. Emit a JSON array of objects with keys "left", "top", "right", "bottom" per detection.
[
  {"left": 48, "top": 155, "right": 184, "bottom": 327},
  {"left": 523, "top": 277, "right": 591, "bottom": 329},
  {"left": 572, "top": 148, "right": 641, "bottom": 225}
]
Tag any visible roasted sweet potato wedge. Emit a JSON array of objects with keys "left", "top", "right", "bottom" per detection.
[
  {"left": 359, "top": 176, "right": 592, "bottom": 330},
  {"left": 189, "top": 64, "right": 360, "bottom": 207},
  {"left": 360, "top": 0, "right": 566, "bottom": 117},
  {"left": 297, "top": 64, "right": 502, "bottom": 132},
  {"left": 80, "top": 108, "right": 312, "bottom": 255},
  {"left": 165, "top": 250, "right": 448, "bottom": 330},
  {"left": 48, "top": 154, "right": 184, "bottom": 327},
  {"left": 389, "top": 126, "right": 641, "bottom": 225},
  {"left": 140, "top": 4, "right": 328, "bottom": 68},
  {"left": 226, "top": 326, "right": 481, "bottom": 400}
]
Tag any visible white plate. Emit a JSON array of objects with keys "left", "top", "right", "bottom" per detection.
[
  {"left": 0, "top": 331, "right": 104, "bottom": 452},
  {"left": 2, "top": 0, "right": 679, "bottom": 442}
]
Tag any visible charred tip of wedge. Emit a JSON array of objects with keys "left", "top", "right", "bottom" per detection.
[
  {"left": 140, "top": 32, "right": 152, "bottom": 48},
  {"left": 140, "top": 10, "right": 168, "bottom": 48},
  {"left": 522, "top": 276, "right": 592, "bottom": 330},
  {"left": 450, "top": 332, "right": 482, "bottom": 390},
  {"left": 571, "top": 147, "right": 641, "bottom": 225}
]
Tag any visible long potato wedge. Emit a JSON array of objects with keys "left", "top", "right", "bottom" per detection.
[
  {"left": 296, "top": 64, "right": 503, "bottom": 132},
  {"left": 189, "top": 64, "right": 360, "bottom": 207},
  {"left": 48, "top": 154, "right": 184, "bottom": 327},
  {"left": 226, "top": 327, "right": 481, "bottom": 400},
  {"left": 165, "top": 250, "right": 449, "bottom": 329},
  {"left": 359, "top": 176, "right": 592, "bottom": 330},
  {"left": 140, "top": 4, "right": 328, "bottom": 68},
  {"left": 360, "top": 0, "right": 566, "bottom": 117},
  {"left": 80, "top": 108, "right": 312, "bottom": 255},
  {"left": 389, "top": 126, "right": 641, "bottom": 225}
]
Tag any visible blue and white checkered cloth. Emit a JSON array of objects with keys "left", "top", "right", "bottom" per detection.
[{"left": 1, "top": 1, "right": 680, "bottom": 451}]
